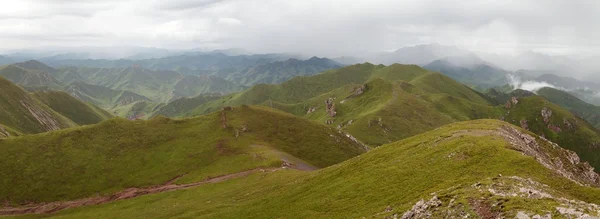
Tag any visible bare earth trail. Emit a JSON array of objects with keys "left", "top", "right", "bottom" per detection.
[
  {"left": 0, "top": 167, "right": 283, "bottom": 216},
  {"left": 0, "top": 144, "right": 322, "bottom": 216}
]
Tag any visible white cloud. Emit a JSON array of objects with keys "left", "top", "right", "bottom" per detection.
[{"left": 0, "top": 0, "right": 599, "bottom": 57}]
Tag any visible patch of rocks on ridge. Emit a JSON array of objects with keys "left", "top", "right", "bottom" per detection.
[
  {"left": 392, "top": 176, "right": 600, "bottom": 219},
  {"left": 498, "top": 125, "right": 600, "bottom": 187}
]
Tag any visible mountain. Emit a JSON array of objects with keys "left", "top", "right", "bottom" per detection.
[
  {"left": 0, "top": 55, "right": 13, "bottom": 65},
  {"left": 31, "top": 91, "right": 113, "bottom": 125},
  {"left": 0, "top": 61, "right": 62, "bottom": 89},
  {"left": 0, "top": 77, "right": 76, "bottom": 135},
  {"left": 155, "top": 63, "right": 600, "bottom": 173},
  {"left": 537, "top": 87, "right": 600, "bottom": 129},
  {"left": 535, "top": 73, "right": 599, "bottom": 90},
  {"left": 0, "top": 105, "right": 365, "bottom": 205},
  {"left": 225, "top": 57, "right": 342, "bottom": 86},
  {"left": 12, "top": 120, "right": 600, "bottom": 218},
  {"left": 374, "top": 43, "right": 473, "bottom": 65},
  {"left": 59, "top": 66, "right": 244, "bottom": 103},
  {"left": 423, "top": 58, "right": 508, "bottom": 89},
  {"left": 156, "top": 63, "right": 501, "bottom": 146},
  {"left": 64, "top": 81, "right": 152, "bottom": 109},
  {"left": 153, "top": 93, "right": 223, "bottom": 118}
]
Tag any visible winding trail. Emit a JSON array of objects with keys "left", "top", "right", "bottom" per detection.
[{"left": 0, "top": 167, "right": 282, "bottom": 216}]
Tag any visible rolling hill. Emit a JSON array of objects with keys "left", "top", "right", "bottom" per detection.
[
  {"left": 0, "top": 61, "right": 62, "bottom": 89},
  {"left": 536, "top": 87, "right": 600, "bottom": 129},
  {"left": 423, "top": 58, "right": 508, "bottom": 89},
  {"left": 64, "top": 66, "right": 244, "bottom": 103},
  {"left": 9, "top": 120, "right": 600, "bottom": 218},
  {"left": 225, "top": 57, "right": 342, "bottom": 86},
  {"left": 155, "top": 63, "right": 502, "bottom": 146},
  {"left": 31, "top": 91, "right": 113, "bottom": 125},
  {"left": 0, "top": 77, "right": 77, "bottom": 135},
  {"left": 0, "top": 105, "right": 365, "bottom": 205}
]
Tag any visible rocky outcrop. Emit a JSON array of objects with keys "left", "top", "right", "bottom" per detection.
[
  {"left": 520, "top": 119, "right": 529, "bottom": 130},
  {"left": 498, "top": 126, "right": 600, "bottom": 187},
  {"left": 505, "top": 96, "right": 519, "bottom": 109},
  {"left": 0, "top": 125, "right": 9, "bottom": 138},
  {"left": 564, "top": 118, "right": 574, "bottom": 130},
  {"left": 20, "top": 100, "right": 61, "bottom": 132},
  {"left": 541, "top": 108, "right": 552, "bottom": 124},
  {"left": 306, "top": 107, "right": 316, "bottom": 114},
  {"left": 401, "top": 196, "right": 442, "bottom": 219},
  {"left": 220, "top": 111, "right": 228, "bottom": 128},
  {"left": 325, "top": 98, "right": 337, "bottom": 117}
]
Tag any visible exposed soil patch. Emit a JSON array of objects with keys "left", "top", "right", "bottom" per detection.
[
  {"left": 468, "top": 198, "right": 500, "bottom": 219},
  {"left": 0, "top": 168, "right": 280, "bottom": 216}
]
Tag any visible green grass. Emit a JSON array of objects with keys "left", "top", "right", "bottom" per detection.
[
  {"left": 15, "top": 120, "right": 600, "bottom": 218},
  {"left": 537, "top": 87, "right": 600, "bottom": 129},
  {"left": 0, "top": 105, "right": 364, "bottom": 205},
  {"left": 0, "top": 77, "right": 76, "bottom": 134},
  {"left": 31, "top": 91, "right": 113, "bottom": 125},
  {"left": 160, "top": 63, "right": 498, "bottom": 147},
  {"left": 502, "top": 95, "right": 600, "bottom": 170}
]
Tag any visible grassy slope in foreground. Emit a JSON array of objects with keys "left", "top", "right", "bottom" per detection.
[
  {"left": 29, "top": 120, "right": 600, "bottom": 218},
  {"left": 0, "top": 105, "right": 364, "bottom": 205},
  {"left": 0, "top": 77, "right": 76, "bottom": 134},
  {"left": 31, "top": 91, "right": 113, "bottom": 125}
]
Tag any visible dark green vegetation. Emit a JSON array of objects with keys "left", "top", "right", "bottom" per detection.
[
  {"left": 12, "top": 120, "right": 600, "bottom": 218},
  {"left": 0, "top": 105, "right": 364, "bottom": 204}
]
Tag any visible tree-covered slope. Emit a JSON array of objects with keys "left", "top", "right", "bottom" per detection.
[
  {"left": 22, "top": 120, "right": 600, "bottom": 218},
  {"left": 0, "top": 105, "right": 365, "bottom": 205}
]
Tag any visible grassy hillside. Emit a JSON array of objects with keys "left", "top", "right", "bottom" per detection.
[
  {"left": 537, "top": 87, "right": 600, "bottom": 129},
  {"left": 65, "top": 66, "right": 244, "bottom": 102},
  {"left": 0, "top": 77, "right": 76, "bottom": 134},
  {"left": 0, "top": 62, "right": 61, "bottom": 89},
  {"left": 111, "top": 100, "right": 165, "bottom": 119},
  {"left": 501, "top": 95, "right": 600, "bottom": 170},
  {"left": 0, "top": 105, "right": 364, "bottom": 205},
  {"left": 158, "top": 63, "right": 500, "bottom": 145},
  {"left": 225, "top": 57, "right": 342, "bottom": 86},
  {"left": 19, "top": 120, "right": 600, "bottom": 218},
  {"left": 32, "top": 91, "right": 113, "bottom": 125},
  {"left": 65, "top": 81, "right": 151, "bottom": 109}
]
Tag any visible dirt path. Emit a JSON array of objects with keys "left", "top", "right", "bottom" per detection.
[{"left": 0, "top": 168, "right": 281, "bottom": 216}]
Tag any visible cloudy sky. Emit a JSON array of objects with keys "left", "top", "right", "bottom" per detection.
[{"left": 1, "top": 0, "right": 599, "bottom": 56}]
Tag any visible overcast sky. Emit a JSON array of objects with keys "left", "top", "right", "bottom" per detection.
[{"left": 1, "top": 0, "right": 599, "bottom": 57}]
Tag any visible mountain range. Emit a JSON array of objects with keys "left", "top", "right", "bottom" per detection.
[{"left": 4, "top": 46, "right": 600, "bottom": 218}]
